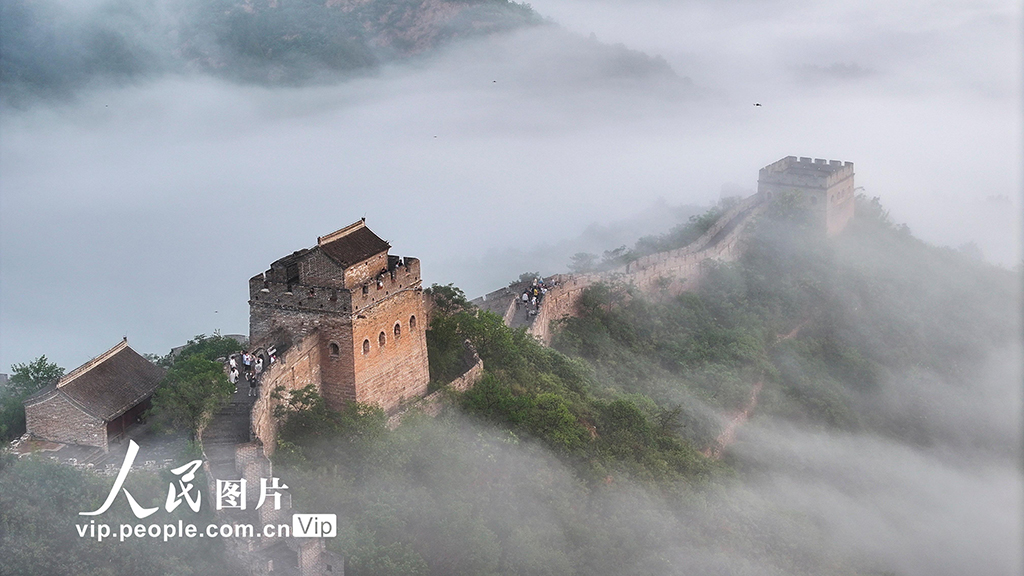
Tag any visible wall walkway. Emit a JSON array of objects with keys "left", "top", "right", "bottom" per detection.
[{"left": 526, "top": 194, "right": 766, "bottom": 344}]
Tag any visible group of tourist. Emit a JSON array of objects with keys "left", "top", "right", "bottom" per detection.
[
  {"left": 518, "top": 277, "right": 554, "bottom": 316},
  {"left": 227, "top": 349, "right": 277, "bottom": 397}
]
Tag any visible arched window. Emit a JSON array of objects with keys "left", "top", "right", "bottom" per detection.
[
  {"left": 394, "top": 323, "right": 401, "bottom": 339},
  {"left": 409, "top": 315, "right": 417, "bottom": 329},
  {"left": 329, "top": 342, "right": 340, "bottom": 357},
  {"left": 362, "top": 339, "right": 370, "bottom": 355},
  {"left": 378, "top": 332, "right": 386, "bottom": 347}
]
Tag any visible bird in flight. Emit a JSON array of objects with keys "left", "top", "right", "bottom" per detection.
[{"left": 754, "top": 102, "right": 762, "bottom": 107}]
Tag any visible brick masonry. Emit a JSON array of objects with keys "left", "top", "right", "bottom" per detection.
[
  {"left": 757, "top": 156, "right": 855, "bottom": 238},
  {"left": 24, "top": 392, "right": 108, "bottom": 450},
  {"left": 524, "top": 158, "right": 854, "bottom": 343},
  {"left": 528, "top": 193, "right": 766, "bottom": 344},
  {"left": 248, "top": 222, "right": 431, "bottom": 452}
]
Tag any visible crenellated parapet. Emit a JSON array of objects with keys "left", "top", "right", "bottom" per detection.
[
  {"left": 759, "top": 156, "right": 854, "bottom": 190},
  {"left": 525, "top": 194, "right": 767, "bottom": 344},
  {"left": 248, "top": 273, "right": 354, "bottom": 316},
  {"left": 350, "top": 256, "right": 422, "bottom": 313},
  {"left": 248, "top": 220, "right": 430, "bottom": 415},
  {"left": 758, "top": 155, "right": 855, "bottom": 237}
]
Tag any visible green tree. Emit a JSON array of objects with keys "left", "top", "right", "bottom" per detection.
[
  {"left": 149, "top": 356, "right": 233, "bottom": 439},
  {"left": 162, "top": 333, "right": 246, "bottom": 366},
  {"left": 0, "top": 453, "right": 240, "bottom": 575},
  {"left": 7, "top": 355, "right": 64, "bottom": 395},
  {"left": 568, "top": 252, "right": 598, "bottom": 273},
  {"left": 424, "top": 283, "right": 471, "bottom": 316},
  {"left": 0, "top": 356, "right": 64, "bottom": 441}
]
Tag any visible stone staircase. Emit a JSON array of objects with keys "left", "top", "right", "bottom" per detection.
[{"left": 202, "top": 391, "right": 255, "bottom": 481}]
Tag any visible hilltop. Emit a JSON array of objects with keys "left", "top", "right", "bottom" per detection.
[{"left": 0, "top": 0, "right": 682, "bottom": 102}]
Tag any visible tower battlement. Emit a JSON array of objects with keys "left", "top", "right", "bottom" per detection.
[
  {"left": 350, "top": 257, "right": 421, "bottom": 313},
  {"left": 248, "top": 221, "right": 429, "bottom": 413},
  {"left": 758, "top": 155, "right": 856, "bottom": 236}
]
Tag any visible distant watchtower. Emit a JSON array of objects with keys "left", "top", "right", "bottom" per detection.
[
  {"left": 248, "top": 220, "right": 429, "bottom": 413},
  {"left": 758, "top": 156, "right": 855, "bottom": 236}
]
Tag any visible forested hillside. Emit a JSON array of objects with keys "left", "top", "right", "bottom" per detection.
[
  {"left": 253, "top": 194, "right": 1018, "bottom": 575},
  {"left": 1, "top": 0, "right": 680, "bottom": 101}
]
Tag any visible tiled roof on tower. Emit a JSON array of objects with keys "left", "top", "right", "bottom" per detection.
[{"left": 317, "top": 220, "right": 391, "bottom": 267}]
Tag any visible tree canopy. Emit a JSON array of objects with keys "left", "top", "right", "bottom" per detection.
[
  {"left": 0, "top": 356, "right": 64, "bottom": 441},
  {"left": 7, "top": 355, "right": 64, "bottom": 395},
  {"left": 149, "top": 356, "right": 233, "bottom": 438}
]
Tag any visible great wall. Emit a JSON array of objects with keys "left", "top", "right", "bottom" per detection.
[
  {"left": 475, "top": 192, "right": 768, "bottom": 343},
  {"left": 474, "top": 156, "right": 854, "bottom": 344},
  {"left": 15, "top": 155, "right": 854, "bottom": 576}
]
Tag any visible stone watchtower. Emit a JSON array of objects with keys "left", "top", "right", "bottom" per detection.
[
  {"left": 248, "top": 220, "right": 429, "bottom": 413},
  {"left": 758, "top": 156, "right": 855, "bottom": 236}
]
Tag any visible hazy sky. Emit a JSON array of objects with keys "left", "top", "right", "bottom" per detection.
[{"left": 0, "top": 0, "right": 1020, "bottom": 372}]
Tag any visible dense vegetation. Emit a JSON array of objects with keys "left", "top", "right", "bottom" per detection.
[
  {"left": 157, "top": 333, "right": 246, "bottom": 367},
  {"left": 0, "top": 0, "right": 541, "bottom": 100},
  {"left": 0, "top": 356, "right": 64, "bottom": 442},
  {"left": 148, "top": 334, "right": 240, "bottom": 438},
  {"left": 424, "top": 283, "right": 718, "bottom": 483},
  {"left": 554, "top": 194, "right": 1017, "bottom": 440},
  {"left": 1, "top": 194, "right": 1014, "bottom": 575},
  {"left": 268, "top": 192, "right": 1016, "bottom": 575},
  {"left": 0, "top": 452, "right": 239, "bottom": 576}
]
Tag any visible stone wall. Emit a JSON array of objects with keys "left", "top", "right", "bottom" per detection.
[
  {"left": 386, "top": 341, "right": 484, "bottom": 428},
  {"left": 825, "top": 175, "right": 856, "bottom": 237},
  {"left": 528, "top": 194, "right": 766, "bottom": 344},
  {"left": 251, "top": 254, "right": 427, "bottom": 414},
  {"left": 343, "top": 251, "right": 391, "bottom": 290},
  {"left": 295, "top": 249, "right": 348, "bottom": 288},
  {"left": 348, "top": 258, "right": 421, "bottom": 313},
  {"left": 757, "top": 156, "right": 855, "bottom": 237},
  {"left": 352, "top": 285, "right": 430, "bottom": 413},
  {"left": 24, "top": 392, "right": 107, "bottom": 450},
  {"left": 472, "top": 285, "right": 520, "bottom": 325},
  {"left": 250, "top": 333, "right": 323, "bottom": 457},
  {"left": 248, "top": 272, "right": 354, "bottom": 352}
]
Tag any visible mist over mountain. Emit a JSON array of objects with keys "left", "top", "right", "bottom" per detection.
[
  {"left": 1, "top": 0, "right": 1016, "bottom": 373},
  {"left": 0, "top": 1, "right": 1020, "bottom": 573},
  {"left": 1, "top": 0, "right": 687, "bottom": 103}
]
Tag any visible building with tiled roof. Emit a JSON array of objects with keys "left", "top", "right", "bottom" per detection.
[
  {"left": 23, "top": 338, "right": 164, "bottom": 451},
  {"left": 248, "top": 219, "right": 429, "bottom": 416}
]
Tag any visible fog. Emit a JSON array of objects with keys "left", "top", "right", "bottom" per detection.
[
  {"left": 1, "top": 2, "right": 1021, "bottom": 574},
  {"left": 0, "top": 1, "right": 1019, "bottom": 380},
  {"left": 287, "top": 343, "right": 1021, "bottom": 576}
]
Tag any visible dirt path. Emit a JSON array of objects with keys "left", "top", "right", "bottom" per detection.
[
  {"left": 701, "top": 320, "right": 806, "bottom": 460},
  {"left": 701, "top": 379, "right": 763, "bottom": 459}
]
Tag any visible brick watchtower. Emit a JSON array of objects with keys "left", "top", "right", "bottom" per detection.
[
  {"left": 248, "top": 220, "right": 429, "bottom": 413},
  {"left": 758, "top": 156, "right": 855, "bottom": 236}
]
